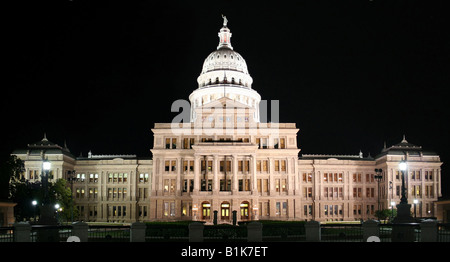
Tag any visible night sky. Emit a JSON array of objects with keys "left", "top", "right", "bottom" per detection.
[{"left": 3, "top": 1, "right": 449, "bottom": 197}]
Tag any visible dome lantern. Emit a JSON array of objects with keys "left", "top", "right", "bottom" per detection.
[{"left": 217, "top": 15, "right": 233, "bottom": 50}]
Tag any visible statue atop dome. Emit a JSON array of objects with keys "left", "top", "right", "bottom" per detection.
[{"left": 222, "top": 14, "right": 228, "bottom": 27}]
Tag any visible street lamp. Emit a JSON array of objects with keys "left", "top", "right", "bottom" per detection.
[
  {"left": 398, "top": 160, "right": 408, "bottom": 204},
  {"left": 43, "top": 160, "right": 51, "bottom": 172},
  {"left": 32, "top": 200, "right": 37, "bottom": 222},
  {"left": 42, "top": 159, "right": 51, "bottom": 205},
  {"left": 374, "top": 168, "right": 383, "bottom": 212},
  {"left": 39, "top": 158, "right": 58, "bottom": 225},
  {"left": 392, "top": 158, "right": 415, "bottom": 225}
]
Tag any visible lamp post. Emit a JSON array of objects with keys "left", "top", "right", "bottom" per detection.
[
  {"left": 42, "top": 159, "right": 51, "bottom": 205},
  {"left": 398, "top": 160, "right": 408, "bottom": 205},
  {"left": 374, "top": 168, "right": 383, "bottom": 212},
  {"left": 392, "top": 158, "right": 415, "bottom": 241},
  {"left": 39, "top": 158, "right": 56, "bottom": 224},
  {"left": 32, "top": 200, "right": 37, "bottom": 222},
  {"left": 37, "top": 158, "right": 59, "bottom": 241}
]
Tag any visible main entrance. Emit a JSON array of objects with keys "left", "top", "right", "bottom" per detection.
[
  {"left": 240, "top": 201, "right": 250, "bottom": 220},
  {"left": 202, "top": 202, "right": 211, "bottom": 219},
  {"left": 221, "top": 202, "right": 230, "bottom": 220}
]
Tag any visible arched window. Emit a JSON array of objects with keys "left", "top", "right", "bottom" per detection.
[
  {"left": 240, "top": 201, "right": 250, "bottom": 219},
  {"left": 221, "top": 202, "right": 230, "bottom": 220},
  {"left": 202, "top": 202, "right": 211, "bottom": 219}
]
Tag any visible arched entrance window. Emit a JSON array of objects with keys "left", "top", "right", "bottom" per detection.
[
  {"left": 202, "top": 202, "right": 211, "bottom": 219},
  {"left": 221, "top": 202, "right": 230, "bottom": 220},
  {"left": 240, "top": 201, "right": 250, "bottom": 219}
]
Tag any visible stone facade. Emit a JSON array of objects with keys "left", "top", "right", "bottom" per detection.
[{"left": 11, "top": 18, "right": 442, "bottom": 223}]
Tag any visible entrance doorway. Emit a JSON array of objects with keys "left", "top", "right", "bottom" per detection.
[
  {"left": 202, "top": 202, "right": 211, "bottom": 219},
  {"left": 221, "top": 202, "right": 230, "bottom": 220},
  {"left": 240, "top": 201, "right": 250, "bottom": 220}
]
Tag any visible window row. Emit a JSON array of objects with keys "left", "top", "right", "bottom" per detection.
[
  {"left": 395, "top": 170, "right": 435, "bottom": 181},
  {"left": 179, "top": 178, "right": 285, "bottom": 193},
  {"left": 69, "top": 173, "right": 149, "bottom": 183},
  {"left": 164, "top": 137, "right": 288, "bottom": 149},
  {"left": 324, "top": 173, "right": 344, "bottom": 183},
  {"left": 303, "top": 204, "right": 376, "bottom": 217},
  {"left": 353, "top": 187, "right": 375, "bottom": 198},
  {"left": 162, "top": 159, "right": 287, "bottom": 173},
  {"left": 352, "top": 173, "right": 378, "bottom": 183},
  {"left": 395, "top": 185, "right": 435, "bottom": 198}
]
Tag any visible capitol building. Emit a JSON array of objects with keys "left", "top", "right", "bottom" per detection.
[{"left": 12, "top": 18, "right": 443, "bottom": 223}]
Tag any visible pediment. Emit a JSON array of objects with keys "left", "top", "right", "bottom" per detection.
[{"left": 200, "top": 97, "right": 252, "bottom": 110}]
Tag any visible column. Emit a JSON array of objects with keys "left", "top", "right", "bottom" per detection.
[
  {"left": 213, "top": 155, "right": 219, "bottom": 194},
  {"left": 294, "top": 159, "right": 300, "bottom": 195},
  {"left": 128, "top": 170, "right": 133, "bottom": 201},
  {"left": 176, "top": 157, "right": 182, "bottom": 196},
  {"left": 251, "top": 154, "right": 257, "bottom": 194},
  {"left": 232, "top": 155, "right": 238, "bottom": 193},
  {"left": 193, "top": 155, "right": 200, "bottom": 193}
]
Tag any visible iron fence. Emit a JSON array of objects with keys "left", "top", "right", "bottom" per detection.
[
  {"left": 0, "top": 227, "right": 14, "bottom": 242},
  {"left": 203, "top": 224, "right": 247, "bottom": 242},
  {"left": 30, "top": 225, "right": 73, "bottom": 242},
  {"left": 320, "top": 224, "right": 363, "bottom": 242},
  {"left": 438, "top": 223, "right": 450, "bottom": 242},
  {"left": 379, "top": 223, "right": 421, "bottom": 242},
  {"left": 262, "top": 223, "right": 306, "bottom": 242},
  {"left": 5, "top": 221, "right": 450, "bottom": 242},
  {"left": 88, "top": 225, "right": 130, "bottom": 242},
  {"left": 145, "top": 224, "right": 189, "bottom": 242}
]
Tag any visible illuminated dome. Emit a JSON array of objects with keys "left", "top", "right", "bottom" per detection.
[{"left": 189, "top": 16, "right": 261, "bottom": 122}]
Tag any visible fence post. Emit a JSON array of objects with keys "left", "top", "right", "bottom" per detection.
[
  {"left": 420, "top": 220, "right": 438, "bottom": 242},
  {"left": 189, "top": 222, "right": 204, "bottom": 242},
  {"left": 363, "top": 219, "right": 379, "bottom": 242},
  {"left": 13, "top": 222, "right": 31, "bottom": 242},
  {"left": 305, "top": 220, "right": 321, "bottom": 242},
  {"left": 72, "top": 221, "right": 89, "bottom": 242},
  {"left": 247, "top": 222, "right": 263, "bottom": 242},
  {"left": 131, "top": 222, "right": 147, "bottom": 242}
]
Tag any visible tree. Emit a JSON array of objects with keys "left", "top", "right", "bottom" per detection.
[
  {"left": 0, "top": 155, "right": 25, "bottom": 200},
  {"left": 50, "top": 178, "right": 78, "bottom": 223},
  {"left": 375, "top": 209, "right": 397, "bottom": 223},
  {"left": 2, "top": 155, "right": 77, "bottom": 223}
]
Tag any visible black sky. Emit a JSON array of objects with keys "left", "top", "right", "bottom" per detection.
[{"left": 3, "top": 0, "right": 449, "bottom": 197}]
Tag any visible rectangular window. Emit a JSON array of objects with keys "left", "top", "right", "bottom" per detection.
[
  {"left": 281, "top": 160, "right": 286, "bottom": 172},
  {"left": 280, "top": 138, "right": 286, "bottom": 149},
  {"left": 165, "top": 161, "right": 170, "bottom": 172},
  {"left": 171, "top": 161, "right": 176, "bottom": 172},
  {"left": 165, "top": 138, "right": 177, "bottom": 149}
]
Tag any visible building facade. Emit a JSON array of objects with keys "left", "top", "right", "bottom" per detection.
[{"left": 12, "top": 18, "right": 443, "bottom": 223}]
